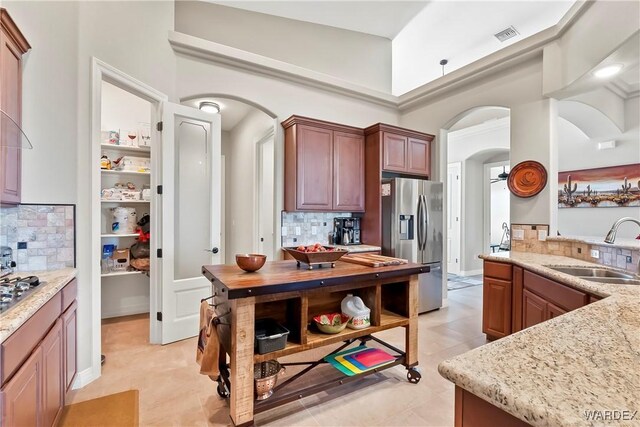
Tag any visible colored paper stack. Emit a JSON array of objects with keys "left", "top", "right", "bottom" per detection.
[{"left": 324, "top": 346, "right": 396, "bottom": 376}]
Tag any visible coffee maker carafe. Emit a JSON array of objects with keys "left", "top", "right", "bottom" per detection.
[{"left": 333, "top": 217, "right": 361, "bottom": 245}]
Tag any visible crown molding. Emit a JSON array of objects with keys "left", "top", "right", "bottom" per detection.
[
  {"left": 168, "top": 1, "right": 593, "bottom": 112},
  {"left": 168, "top": 31, "right": 398, "bottom": 109}
]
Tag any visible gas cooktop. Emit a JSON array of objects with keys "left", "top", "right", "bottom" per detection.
[{"left": 0, "top": 276, "right": 45, "bottom": 314}]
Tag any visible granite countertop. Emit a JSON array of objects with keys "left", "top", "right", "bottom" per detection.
[
  {"left": 0, "top": 268, "right": 77, "bottom": 344},
  {"left": 547, "top": 235, "right": 640, "bottom": 251},
  {"left": 332, "top": 244, "right": 382, "bottom": 253},
  {"left": 438, "top": 252, "right": 640, "bottom": 426}
]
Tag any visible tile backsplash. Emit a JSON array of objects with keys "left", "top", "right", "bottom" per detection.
[
  {"left": 281, "top": 212, "right": 352, "bottom": 247},
  {"left": 0, "top": 204, "right": 75, "bottom": 272}
]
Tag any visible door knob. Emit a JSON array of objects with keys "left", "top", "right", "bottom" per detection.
[{"left": 204, "top": 247, "right": 219, "bottom": 254}]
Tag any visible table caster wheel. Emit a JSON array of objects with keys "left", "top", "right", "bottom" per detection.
[
  {"left": 217, "top": 382, "right": 230, "bottom": 398},
  {"left": 407, "top": 367, "right": 421, "bottom": 384},
  {"left": 296, "top": 261, "right": 301, "bottom": 267},
  {"left": 331, "top": 263, "right": 336, "bottom": 268}
]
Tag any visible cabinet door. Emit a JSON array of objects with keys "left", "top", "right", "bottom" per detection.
[
  {"left": 406, "top": 138, "right": 430, "bottom": 176},
  {"left": 333, "top": 132, "right": 364, "bottom": 211},
  {"left": 522, "top": 289, "right": 547, "bottom": 329},
  {"left": 382, "top": 132, "right": 407, "bottom": 173},
  {"left": 547, "top": 302, "right": 567, "bottom": 320},
  {"left": 296, "top": 125, "right": 333, "bottom": 210},
  {"left": 62, "top": 301, "right": 77, "bottom": 393},
  {"left": 482, "top": 277, "right": 512, "bottom": 339},
  {"left": 1, "top": 347, "right": 42, "bottom": 427},
  {"left": 0, "top": 30, "right": 23, "bottom": 204},
  {"left": 42, "top": 320, "right": 63, "bottom": 427}
]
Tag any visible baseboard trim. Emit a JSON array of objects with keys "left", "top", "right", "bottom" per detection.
[
  {"left": 460, "top": 269, "right": 483, "bottom": 277},
  {"left": 72, "top": 365, "right": 99, "bottom": 390},
  {"left": 101, "top": 304, "right": 150, "bottom": 319}
]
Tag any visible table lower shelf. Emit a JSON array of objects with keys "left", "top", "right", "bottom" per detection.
[{"left": 253, "top": 310, "right": 409, "bottom": 363}]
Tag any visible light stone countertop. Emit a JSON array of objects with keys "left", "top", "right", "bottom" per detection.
[
  {"left": 332, "top": 244, "right": 382, "bottom": 253},
  {"left": 0, "top": 268, "right": 77, "bottom": 344},
  {"left": 547, "top": 235, "right": 640, "bottom": 251},
  {"left": 438, "top": 251, "right": 640, "bottom": 426}
]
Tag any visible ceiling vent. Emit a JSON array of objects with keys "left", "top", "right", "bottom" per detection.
[{"left": 494, "top": 26, "right": 519, "bottom": 42}]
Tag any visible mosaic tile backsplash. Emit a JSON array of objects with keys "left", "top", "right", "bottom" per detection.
[
  {"left": 281, "top": 212, "right": 352, "bottom": 247},
  {"left": 0, "top": 205, "right": 75, "bottom": 272}
]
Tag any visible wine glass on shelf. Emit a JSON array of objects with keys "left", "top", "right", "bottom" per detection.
[{"left": 127, "top": 131, "right": 138, "bottom": 147}]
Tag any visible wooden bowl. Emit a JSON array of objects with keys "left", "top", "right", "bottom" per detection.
[
  {"left": 283, "top": 246, "right": 348, "bottom": 266},
  {"left": 235, "top": 254, "right": 267, "bottom": 272}
]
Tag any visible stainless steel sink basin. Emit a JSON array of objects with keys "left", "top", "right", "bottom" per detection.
[
  {"left": 547, "top": 267, "right": 634, "bottom": 279},
  {"left": 583, "top": 277, "right": 640, "bottom": 286}
]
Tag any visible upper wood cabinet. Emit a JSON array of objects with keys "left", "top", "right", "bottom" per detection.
[
  {"left": 0, "top": 9, "right": 30, "bottom": 205},
  {"left": 283, "top": 116, "right": 364, "bottom": 212},
  {"left": 366, "top": 124, "right": 434, "bottom": 178}
]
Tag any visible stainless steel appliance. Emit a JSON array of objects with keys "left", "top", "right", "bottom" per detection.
[
  {"left": 0, "top": 246, "right": 16, "bottom": 278},
  {"left": 0, "top": 275, "right": 44, "bottom": 313},
  {"left": 333, "top": 217, "right": 361, "bottom": 245},
  {"left": 382, "top": 178, "right": 443, "bottom": 313}
]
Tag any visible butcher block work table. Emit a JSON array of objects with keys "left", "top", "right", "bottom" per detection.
[{"left": 202, "top": 260, "right": 428, "bottom": 426}]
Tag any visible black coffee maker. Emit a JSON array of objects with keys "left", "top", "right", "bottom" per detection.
[{"left": 333, "top": 217, "right": 361, "bottom": 245}]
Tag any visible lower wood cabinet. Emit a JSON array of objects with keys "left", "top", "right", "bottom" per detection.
[
  {"left": 483, "top": 261, "right": 594, "bottom": 339},
  {"left": 1, "top": 347, "right": 42, "bottom": 427},
  {"left": 41, "top": 320, "right": 63, "bottom": 427},
  {"left": 522, "top": 288, "right": 547, "bottom": 329},
  {"left": 1, "top": 279, "right": 77, "bottom": 427}
]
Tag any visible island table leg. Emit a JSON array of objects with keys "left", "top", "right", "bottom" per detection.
[
  {"left": 405, "top": 276, "right": 419, "bottom": 366},
  {"left": 229, "top": 297, "right": 256, "bottom": 426}
]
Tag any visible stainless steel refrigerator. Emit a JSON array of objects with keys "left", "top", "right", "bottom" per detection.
[{"left": 382, "top": 178, "right": 443, "bottom": 313}]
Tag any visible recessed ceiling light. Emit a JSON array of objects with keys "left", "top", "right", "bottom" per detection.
[
  {"left": 593, "top": 64, "right": 623, "bottom": 79},
  {"left": 199, "top": 102, "right": 221, "bottom": 114}
]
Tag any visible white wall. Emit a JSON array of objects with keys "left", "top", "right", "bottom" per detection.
[
  {"left": 224, "top": 109, "right": 273, "bottom": 264},
  {"left": 6, "top": 1, "right": 79, "bottom": 204},
  {"left": 175, "top": 1, "right": 392, "bottom": 93},
  {"left": 100, "top": 81, "right": 152, "bottom": 134}
]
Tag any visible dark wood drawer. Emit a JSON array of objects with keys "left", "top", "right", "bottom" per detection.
[
  {"left": 484, "top": 261, "right": 512, "bottom": 281},
  {"left": 523, "top": 271, "right": 588, "bottom": 312},
  {"left": 1, "top": 292, "right": 62, "bottom": 385},
  {"left": 62, "top": 279, "right": 77, "bottom": 312}
]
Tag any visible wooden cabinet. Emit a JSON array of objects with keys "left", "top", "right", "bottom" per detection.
[
  {"left": 333, "top": 131, "right": 364, "bottom": 211},
  {"left": 366, "top": 124, "right": 433, "bottom": 178},
  {"left": 482, "top": 260, "right": 593, "bottom": 339},
  {"left": 1, "top": 347, "right": 42, "bottom": 427},
  {"left": 0, "top": 9, "right": 30, "bottom": 205},
  {"left": 482, "top": 261, "right": 513, "bottom": 340},
  {"left": 62, "top": 301, "right": 77, "bottom": 393},
  {"left": 382, "top": 133, "right": 407, "bottom": 172},
  {"left": 41, "top": 321, "right": 63, "bottom": 427},
  {"left": 0, "top": 279, "right": 77, "bottom": 427},
  {"left": 283, "top": 116, "right": 364, "bottom": 212},
  {"left": 522, "top": 289, "right": 547, "bottom": 329}
]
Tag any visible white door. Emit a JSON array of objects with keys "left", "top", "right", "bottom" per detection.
[
  {"left": 447, "top": 163, "right": 461, "bottom": 275},
  {"left": 256, "top": 133, "right": 275, "bottom": 258},
  {"left": 161, "top": 103, "right": 221, "bottom": 344}
]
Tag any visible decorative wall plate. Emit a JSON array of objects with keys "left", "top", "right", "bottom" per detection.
[{"left": 507, "top": 161, "right": 548, "bottom": 198}]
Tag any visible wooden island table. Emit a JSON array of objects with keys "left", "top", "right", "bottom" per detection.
[{"left": 202, "top": 259, "right": 428, "bottom": 426}]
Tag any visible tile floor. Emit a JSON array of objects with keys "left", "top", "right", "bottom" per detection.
[
  {"left": 68, "top": 285, "right": 486, "bottom": 426},
  {"left": 446, "top": 274, "right": 483, "bottom": 291}
]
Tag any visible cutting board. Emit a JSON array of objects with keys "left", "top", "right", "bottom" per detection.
[{"left": 341, "top": 253, "right": 408, "bottom": 267}]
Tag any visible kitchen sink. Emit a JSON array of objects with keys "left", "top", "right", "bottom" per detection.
[
  {"left": 547, "top": 267, "right": 634, "bottom": 279},
  {"left": 583, "top": 277, "right": 640, "bottom": 286}
]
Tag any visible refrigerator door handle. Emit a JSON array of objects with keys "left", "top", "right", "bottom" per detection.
[
  {"left": 419, "top": 195, "right": 427, "bottom": 250},
  {"left": 422, "top": 194, "right": 430, "bottom": 251},
  {"left": 416, "top": 195, "right": 424, "bottom": 251}
]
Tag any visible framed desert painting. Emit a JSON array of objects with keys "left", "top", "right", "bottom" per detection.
[{"left": 558, "top": 164, "right": 640, "bottom": 208}]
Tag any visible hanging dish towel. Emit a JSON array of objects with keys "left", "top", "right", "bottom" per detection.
[{"left": 196, "top": 301, "right": 220, "bottom": 379}]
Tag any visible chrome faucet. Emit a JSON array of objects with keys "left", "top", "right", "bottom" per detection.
[{"left": 604, "top": 217, "right": 640, "bottom": 243}]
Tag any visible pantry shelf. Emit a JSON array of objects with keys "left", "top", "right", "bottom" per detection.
[
  {"left": 101, "top": 270, "right": 146, "bottom": 278},
  {"left": 101, "top": 169, "right": 150, "bottom": 176},
  {"left": 100, "top": 233, "right": 139, "bottom": 238},
  {"left": 100, "top": 143, "right": 151, "bottom": 154},
  {"left": 100, "top": 199, "right": 150, "bottom": 204}
]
